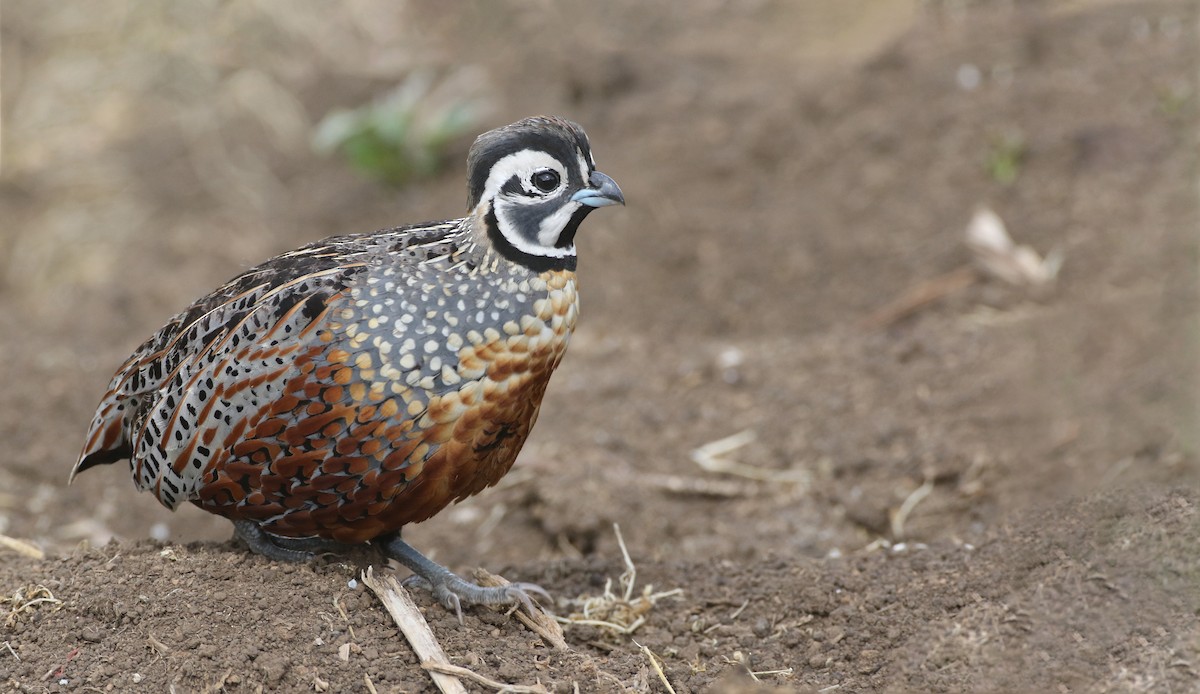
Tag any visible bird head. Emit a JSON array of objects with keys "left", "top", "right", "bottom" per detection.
[{"left": 467, "top": 116, "right": 624, "bottom": 270}]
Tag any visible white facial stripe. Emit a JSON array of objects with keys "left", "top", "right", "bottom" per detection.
[
  {"left": 576, "top": 150, "right": 591, "bottom": 185},
  {"left": 480, "top": 149, "right": 566, "bottom": 203}
]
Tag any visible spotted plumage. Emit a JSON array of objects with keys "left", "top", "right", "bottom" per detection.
[{"left": 72, "top": 116, "right": 623, "bottom": 617}]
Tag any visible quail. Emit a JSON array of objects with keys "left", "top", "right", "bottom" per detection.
[{"left": 71, "top": 116, "right": 624, "bottom": 617}]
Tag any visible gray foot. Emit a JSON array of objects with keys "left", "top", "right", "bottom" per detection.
[
  {"left": 232, "top": 521, "right": 359, "bottom": 562},
  {"left": 233, "top": 520, "right": 313, "bottom": 562},
  {"left": 269, "top": 534, "right": 360, "bottom": 554},
  {"left": 377, "top": 534, "right": 549, "bottom": 623}
]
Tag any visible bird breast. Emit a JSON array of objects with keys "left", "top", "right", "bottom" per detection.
[{"left": 185, "top": 267, "right": 579, "bottom": 538}]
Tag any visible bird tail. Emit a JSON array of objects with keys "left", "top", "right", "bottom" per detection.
[{"left": 71, "top": 400, "right": 131, "bottom": 483}]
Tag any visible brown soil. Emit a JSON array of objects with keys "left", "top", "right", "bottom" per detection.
[{"left": 2, "top": 1, "right": 1198, "bottom": 692}]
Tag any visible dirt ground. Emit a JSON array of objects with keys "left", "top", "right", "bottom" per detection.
[{"left": 2, "top": 1, "right": 1198, "bottom": 691}]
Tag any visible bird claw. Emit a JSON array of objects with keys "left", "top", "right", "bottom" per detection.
[
  {"left": 402, "top": 572, "right": 547, "bottom": 624},
  {"left": 379, "top": 534, "right": 551, "bottom": 623},
  {"left": 509, "top": 582, "right": 552, "bottom": 604},
  {"left": 432, "top": 586, "right": 465, "bottom": 625},
  {"left": 400, "top": 574, "right": 432, "bottom": 591}
]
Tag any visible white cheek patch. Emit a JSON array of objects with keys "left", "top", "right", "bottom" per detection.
[
  {"left": 538, "top": 202, "right": 582, "bottom": 247},
  {"left": 481, "top": 146, "right": 595, "bottom": 259}
]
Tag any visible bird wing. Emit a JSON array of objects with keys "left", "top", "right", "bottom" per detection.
[{"left": 72, "top": 235, "right": 378, "bottom": 500}]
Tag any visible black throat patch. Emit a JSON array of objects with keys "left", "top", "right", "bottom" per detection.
[{"left": 484, "top": 208, "right": 577, "bottom": 273}]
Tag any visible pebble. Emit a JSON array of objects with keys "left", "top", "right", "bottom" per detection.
[{"left": 752, "top": 618, "right": 771, "bottom": 638}]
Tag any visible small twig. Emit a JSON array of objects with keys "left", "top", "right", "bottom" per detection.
[
  {"left": 691, "top": 431, "right": 808, "bottom": 486},
  {"left": 422, "top": 662, "right": 549, "bottom": 693},
  {"left": 0, "top": 534, "right": 44, "bottom": 559},
  {"left": 633, "top": 640, "right": 675, "bottom": 694},
  {"left": 2, "top": 641, "right": 19, "bottom": 661},
  {"left": 727, "top": 600, "right": 750, "bottom": 621},
  {"left": 146, "top": 633, "right": 171, "bottom": 654},
  {"left": 862, "top": 265, "right": 978, "bottom": 329},
  {"left": 363, "top": 672, "right": 379, "bottom": 694},
  {"left": 752, "top": 668, "right": 795, "bottom": 678},
  {"left": 641, "top": 473, "right": 760, "bottom": 498},
  {"left": 472, "top": 569, "right": 567, "bottom": 650},
  {"left": 362, "top": 567, "right": 468, "bottom": 694},
  {"left": 724, "top": 652, "right": 759, "bottom": 682},
  {"left": 891, "top": 479, "right": 935, "bottom": 539}
]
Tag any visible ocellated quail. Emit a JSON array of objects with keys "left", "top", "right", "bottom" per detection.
[{"left": 71, "top": 116, "right": 624, "bottom": 617}]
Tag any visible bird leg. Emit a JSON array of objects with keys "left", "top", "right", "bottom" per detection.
[
  {"left": 233, "top": 520, "right": 362, "bottom": 559},
  {"left": 377, "top": 533, "right": 550, "bottom": 624},
  {"left": 269, "top": 534, "right": 361, "bottom": 554}
]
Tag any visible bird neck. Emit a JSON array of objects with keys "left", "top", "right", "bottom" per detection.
[{"left": 469, "top": 202, "right": 578, "bottom": 274}]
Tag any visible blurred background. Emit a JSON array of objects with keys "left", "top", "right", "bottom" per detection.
[
  {"left": 0, "top": 0, "right": 1196, "bottom": 689},
  {"left": 2, "top": 0, "right": 1195, "bottom": 566}
]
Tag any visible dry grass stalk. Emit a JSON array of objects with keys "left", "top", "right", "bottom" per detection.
[
  {"left": 2, "top": 585, "right": 62, "bottom": 629},
  {"left": 146, "top": 632, "right": 171, "bottom": 654},
  {"left": 422, "top": 662, "right": 549, "bottom": 694},
  {"left": 641, "top": 473, "right": 761, "bottom": 498},
  {"left": 0, "top": 534, "right": 44, "bottom": 560},
  {"left": 361, "top": 567, "right": 468, "bottom": 694},
  {"left": 362, "top": 569, "right": 550, "bottom": 693},
  {"left": 558, "top": 524, "right": 683, "bottom": 636},
  {"left": 633, "top": 640, "right": 676, "bottom": 694},
  {"left": 891, "top": 479, "right": 935, "bottom": 539},
  {"left": 691, "top": 431, "right": 809, "bottom": 487},
  {"left": 862, "top": 265, "right": 978, "bottom": 329}
]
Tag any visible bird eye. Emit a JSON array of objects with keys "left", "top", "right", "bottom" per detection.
[{"left": 531, "top": 169, "right": 561, "bottom": 193}]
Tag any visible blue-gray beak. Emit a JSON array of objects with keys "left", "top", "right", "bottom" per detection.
[{"left": 571, "top": 171, "right": 625, "bottom": 208}]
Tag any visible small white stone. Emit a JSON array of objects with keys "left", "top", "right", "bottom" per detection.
[{"left": 956, "top": 63, "right": 982, "bottom": 91}]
